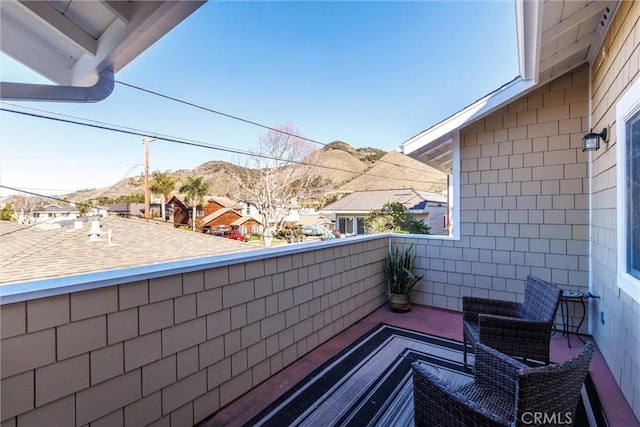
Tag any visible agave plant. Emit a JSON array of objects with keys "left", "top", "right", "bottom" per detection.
[{"left": 384, "top": 244, "right": 424, "bottom": 295}]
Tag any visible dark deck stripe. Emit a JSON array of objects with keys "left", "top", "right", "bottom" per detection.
[{"left": 245, "top": 323, "right": 604, "bottom": 427}]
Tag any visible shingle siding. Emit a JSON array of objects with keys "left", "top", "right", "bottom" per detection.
[
  {"left": 407, "top": 65, "right": 590, "bottom": 323},
  {"left": 0, "top": 237, "right": 388, "bottom": 426},
  {"left": 590, "top": 0, "right": 640, "bottom": 419}
]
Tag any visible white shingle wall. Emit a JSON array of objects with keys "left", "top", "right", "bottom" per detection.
[
  {"left": 0, "top": 238, "right": 388, "bottom": 426},
  {"left": 404, "top": 65, "right": 591, "bottom": 325},
  {"left": 590, "top": 1, "right": 640, "bottom": 419}
]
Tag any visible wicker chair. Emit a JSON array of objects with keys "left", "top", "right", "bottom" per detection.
[
  {"left": 463, "top": 275, "right": 562, "bottom": 366},
  {"left": 412, "top": 341, "right": 596, "bottom": 427}
]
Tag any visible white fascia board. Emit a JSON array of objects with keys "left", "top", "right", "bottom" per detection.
[
  {"left": 402, "top": 0, "right": 543, "bottom": 158},
  {"left": 320, "top": 211, "right": 370, "bottom": 215},
  {"left": 402, "top": 77, "right": 535, "bottom": 156},
  {"left": 73, "top": 0, "right": 206, "bottom": 86}
]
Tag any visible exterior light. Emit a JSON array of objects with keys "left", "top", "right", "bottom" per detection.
[{"left": 582, "top": 127, "right": 608, "bottom": 152}]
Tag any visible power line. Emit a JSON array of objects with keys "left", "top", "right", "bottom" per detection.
[
  {"left": 1, "top": 106, "right": 444, "bottom": 185},
  {"left": 0, "top": 184, "right": 172, "bottom": 237},
  {"left": 114, "top": 80, "right": 444, "bottom": 176}
]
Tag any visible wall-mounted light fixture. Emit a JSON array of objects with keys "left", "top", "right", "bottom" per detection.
[{"left": 582, "top": 127, "right": 608, "bottom": 152}]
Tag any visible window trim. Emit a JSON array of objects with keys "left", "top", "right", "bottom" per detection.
[{"left": 615, "top": 78, "right": 640, "bottom": 303}]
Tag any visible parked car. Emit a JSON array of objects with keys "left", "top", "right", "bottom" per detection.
[{"left": 214, "top": 229, "right": 247, "bottom": 242}]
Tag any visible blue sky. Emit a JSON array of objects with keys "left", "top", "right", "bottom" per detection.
[{"left": 0, "top": 1, "right": 518, "bottom": 197}]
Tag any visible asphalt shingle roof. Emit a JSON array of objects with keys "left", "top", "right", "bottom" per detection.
[
  {"left": 0, "top": 216, "right": 260, "bottom": 285},
  {"left": 320, "top": 189, "right": 446, "bottom": 213}
]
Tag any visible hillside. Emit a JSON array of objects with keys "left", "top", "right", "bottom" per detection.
[
  {"left": 338, "top": 150, "right": 447, "bottom": 194},
  {"left": 66, "top": 142, "right": 445, "bottom": 203},
  {"left": 68, "top": 161, "right": 252, "bottom": 201}
]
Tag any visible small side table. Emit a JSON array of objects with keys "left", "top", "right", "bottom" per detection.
[
  {"left": 559, "top": 290, "right": 602, "bottom": 348},
  {"left": 560, "top": 290, "right": 587, "bottom": 348}
]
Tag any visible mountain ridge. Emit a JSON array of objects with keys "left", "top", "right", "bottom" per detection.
[{"left": 66, "top": 142, "right": 447, "bottom": 203}]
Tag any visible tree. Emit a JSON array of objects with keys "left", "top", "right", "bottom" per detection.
[
  {"left": 178, "top": 176, "right": 210, "bottom": 231},
  {"left": 75, "top": 202, "right": 91, "bottom": 216},
  {"left": 12, "top": 195, "right": 43, "bottom": 224},
  {"left": 115, "top": 193, "right": 145, "bottom": 203},
  {"left": 150, "top": 171, "right": 177, "bottom": 221},
  {"left": 366, "top": 202, "right": 431, "bottom": 234},
  {"left": 232, "top": 125, "right": 320, "bottom": 247},
  {"left": 0, "top": 203, "right": 16, "bottom": 221}
]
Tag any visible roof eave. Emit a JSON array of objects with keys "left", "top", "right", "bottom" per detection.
[{"left": 402, "top": 0, "right": 543, "bottom": 158}]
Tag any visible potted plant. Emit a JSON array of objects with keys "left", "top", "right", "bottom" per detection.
[{"left": 384, "top": 244, "right": 424, "bottom": 312}]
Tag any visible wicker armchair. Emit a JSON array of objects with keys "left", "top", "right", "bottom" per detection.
[
  {"left": 412, "top": 341, "right": 596, "bottom": 427},
  {"left": 463, "top": 275, "right": 562, "bottom": 366}
]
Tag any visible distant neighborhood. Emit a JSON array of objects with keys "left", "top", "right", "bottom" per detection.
[{"left": 0, "top": 144, "right": 450, "bottom": 242}]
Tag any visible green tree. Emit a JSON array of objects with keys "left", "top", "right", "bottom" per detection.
[
  {"left": 0, "top": 203, "right": 16, "bottom": 221},
  {"left": 366, "top": 201, "right": 430, "bottom": 234},
  {"left": 115, "top": 193, "right": 145, "bottom": 203},
  {"left": 149, "top": 171, "right": 177, "bottom": 221},
  {"left": 179, "top": 176, "right": 210, "bottom": 231},
  {"left": 75, "top": 202, "right": 91, "bottom": 216}
]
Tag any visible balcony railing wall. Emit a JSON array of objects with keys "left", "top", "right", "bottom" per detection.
[{"left": 0, "top": 236, "right": 389, "bottom": 426}]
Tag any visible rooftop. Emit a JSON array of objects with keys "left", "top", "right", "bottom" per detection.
[
  {"left": 0, "top": 217, "right": 259, "bottom": 285},
  {"left": 320, "top": 188, "right": 446, "bottom": 214}
]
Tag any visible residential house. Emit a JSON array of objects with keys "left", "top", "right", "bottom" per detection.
[
  {"left": 202, "top": 196, "right": 239, "bottom": 216},
  {"left": 320, "top": 188, "right": 448, "bottom": 236},
  {"left": 166, "top": 195, "right": 191, "bottom": 228},
  {"left": 30, "top": 204, "right": 79, "bottom": 223},
  {"left": 169, "top": 195, "right": 237, "bottom": 228},
  {"left": 1, "top": 1, "right": 639, "bottom": 426},
  {"left": 237, "top": 199, "right": 300, "bottom": 226},
  {"left": 231, "top": 216, "right": 262, "bottom": 236},
  {"left": 401, "top": 0, "right": 640, "bottom": 418},
  {"left": 108, "top": 203, "right": 161, "bottom": 219},
  {"left": 200, "top": 208, "right": 243, "bottom": 232},
  {"left": 169, "top": 195, "right": 260, "bottom": 233}
]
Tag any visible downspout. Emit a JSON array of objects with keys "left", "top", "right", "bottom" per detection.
[
  {"left": 587, "top": 64, "right": 594, "bottom": 336},
  {"left": 0, "top": 67, "right": 114, "bottom": 103}
]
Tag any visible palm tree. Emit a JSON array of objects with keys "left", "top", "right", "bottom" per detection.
[
  {"left": 149, "top": 171, "right": 177, "bottom": 221},
  {"left": 178, "top": 176, "right": 210, "bottom": 230}
]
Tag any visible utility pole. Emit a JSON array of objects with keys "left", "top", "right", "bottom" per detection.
[{"left": 144, "top": 136, "right": 150, "bottom": 221}]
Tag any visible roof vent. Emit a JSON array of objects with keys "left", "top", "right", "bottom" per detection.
[
  {"left": 89, "top": 220, "right": 103, "bottom": 241},
  {"left": 88, "top": 220, "right": 114, "bottom": 244}
]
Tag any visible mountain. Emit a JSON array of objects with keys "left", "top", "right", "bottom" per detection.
[
  {"left": 66, "top": 142, "right": 446, "bottom": 203},
  {"left": 337, "top": 150, "right": 447, "bottom": 194}
]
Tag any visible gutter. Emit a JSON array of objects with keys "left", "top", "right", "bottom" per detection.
[{"left": 0, "top": 67, "right": 114, "bottom": 103}]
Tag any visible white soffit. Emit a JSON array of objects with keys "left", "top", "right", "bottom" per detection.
[
  {"left": 0, "top": 0, "right": 206, "bottom": 87},
  {"left": 402, "top": 0, "right": 618, "bottom": 169}
]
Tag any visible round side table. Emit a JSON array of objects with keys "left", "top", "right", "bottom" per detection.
[{"left": 559, "top": 289, "right": 587, "bottom": 348}]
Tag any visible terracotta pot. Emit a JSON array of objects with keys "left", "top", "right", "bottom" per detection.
[{"left": 389, "top": 293, "right": 411, "bottom": 312}]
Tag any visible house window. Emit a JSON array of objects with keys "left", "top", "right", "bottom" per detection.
[
  {"left": 245, "top": 205, "right": 251, "bottom": 215},
  {"left": 338, "top": 217, "right": 354, "bottom": 234},
  {"left": 196, "top": 209, "right": 204, "bottom": 217},
  {"left": 627, "top": 111, "right": 640, "bottom": 280},
  {"left": 251, "top": 225, "right": 258, "bottom": 234},
  {"left": 616, "top": 78, "right": 640, "bottom": 302},
  {"left": 240, "top": 226, "right": 247, "bottom": 235},
  {"left": 356, "top": 217, "right": 366, "bottom": 234}
]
